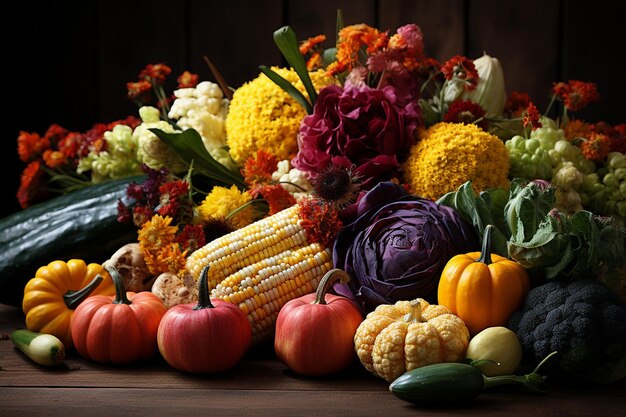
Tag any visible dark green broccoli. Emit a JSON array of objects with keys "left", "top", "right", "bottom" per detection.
[{"left": 508, "top": 279, "right": 626, "bottom": 384}]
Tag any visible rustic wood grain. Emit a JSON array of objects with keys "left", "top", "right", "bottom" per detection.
[
  {"left": 378, "top": 0, "right": 465, "bottom": 62},
  {"left": 466, "top": 0, "right": 561, "bottom": 111},
  {"left": 188, "top": 0, "right": 284, "bottom": 90},
  {"left": 1, "top": 304, "right": 624, "bottom": 417}
]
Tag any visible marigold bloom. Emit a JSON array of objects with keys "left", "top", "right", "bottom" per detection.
[
  {"left": 552, "top": 80, "right": 599, "bottom": 112},
  {"left": 403, "top": 122, "right": 510, "bottom": 200},
  {"left": 522, "top": 102, "right": 542, "bottom": 130},
  {"left": 441, "top": 55, "right": 479, "bottom": 90},
  {"left": 138, "top": 214, "right": 178, "bottom": 251},
  {"left": 298, "top": 197, "right": 342, "bottom": 247},
  {"left": 225, "top": 67, "right": 334, "bottom": 164},
  {"left": 152, "top": 243, "right": 188, "bottom": 276},
  {"left": 580, "top": 132, "right": 611, "bottom": 162},
  {"left": 177, "top": 71, "right": 199, "bottom": 88},
  {"left": 197, "top": 185, "right": 256, "bottom": 229},
  {"left": 58, "top": 132, "right": 83, "bottom": 159},
  {"left": 327, "top": 24, "right": 388, "bottom": 75},
  {"left": 444, "top": 100, "right": 486, "bottom": 128},
  {"left": 243, "top": 149, "right": 279, "bottom": 187}
]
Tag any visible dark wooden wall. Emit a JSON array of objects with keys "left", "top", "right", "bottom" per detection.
[{"left": 6, "top": 0, "right": 625, "bottom": 218}]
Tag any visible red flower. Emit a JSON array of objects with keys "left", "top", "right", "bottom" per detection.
[
  {"left": 177, "top": 71, "right": 199, "bottom": 89},
  {"left": 242, "top": 149, "right": 278, "bottom": 187},
  {"left": 157, "top": 180, "right": 190, "bottom": 218},
  {"left": 505, "top": 91, "right": 531, "bottom": 117},
  {"left": 298, "top": 197, "right": 342, "bottom": 248},
  {"left": 58, "top": 132, "right": 83, "bottom": 160},
  {"left": 17, "top": 161, "right": 44, "bottom": 208},
  {"left": 132, "top": 205, "right": 155, "bottom": 228},
  {"left": 43, "top": 124, "right": 68, "bottom": 146},
  {"left": 42, "top": 149, "right": 67, "bottom": 169},
  {"left": 126, "top": 80, "right": 152, "bottom": 101},
  {"left": 609, "top": 124, "right": 626, "bottom": 154},
  {"left": 522, "top": 102, "right": 543, "bottom": 131},
  {"left": 552, "top": 80, "right": 600, "bottom": 112},
  {"left": 444, "top": 100, "right": 486, "bottom": 128},
  {"left": 17, "top": 131, "right": 48, "bottom": 162},
  {"left": 441, "top": 55, "right": 479, "bottom": 90},
  {"left": 252, "top": 184, "right": 296, "bottom": 215},
  {"left": 139, "top": 63, "right": 172, "bottom": 85},
  {"left": 176, "top": 224, "right": 206, "bottom": 253},
  {"left": 414, "top": 57, "right": 441, "bottom": 78}
]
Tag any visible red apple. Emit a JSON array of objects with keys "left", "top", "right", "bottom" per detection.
[{"left": 274, "top": 269, "right": 363, "bottom": 376}]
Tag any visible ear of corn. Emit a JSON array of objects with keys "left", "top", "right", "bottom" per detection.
[{"left": 185, "top": 203, "right": 334, "bottom": 344}]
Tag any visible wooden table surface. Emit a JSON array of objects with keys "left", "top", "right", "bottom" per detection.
[{"left": 1, "top": 304, "right": 624, "bottom": 417}]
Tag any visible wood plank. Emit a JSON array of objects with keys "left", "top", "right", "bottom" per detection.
[
  {"left": 466, "top": 0, "right": 561, "bottom": 111},
  {"left": 188, "top": 0, "right": 285, "bottom": 89},
  {"left": 287, "top": 0, "right": 377, "bottom": 41},
  {"left": 561, "top": 1, "right": 626, "bottom": 124},
  {"left": 378, "top": 0, "right": 465, "bottom": 62},
  {"left": 96, "top": 0, "right": 188, "bottom": 122}
]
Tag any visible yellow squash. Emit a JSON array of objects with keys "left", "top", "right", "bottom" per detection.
[
  {"left": 437, "top": 225, "right": 530, "bottom": 335},
  {"left": 22, "top": 259, "right": 115, "bottom": 349},
  {"left": 354, "top": 298, "right": 470, "bottom": 382}
]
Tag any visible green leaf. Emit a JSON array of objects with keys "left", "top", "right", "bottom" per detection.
[
  {"left": 149, "top": 128, "right": 245, "bottom": 189},
  {"left": 272, "top": 26, "right": 318, "bottom": 107},
  {"left": 259, "top": 66, "right": 313, "bottom": 114}
]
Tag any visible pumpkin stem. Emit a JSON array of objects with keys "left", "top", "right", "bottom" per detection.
[
  {"left": 104, "top": 265, "right": 132, "bottom": 305},
  {"left": 313, "top": 268, "right": 351, "bottom": 305},
  {"left": 476, "top": 224, "right": 494, "bottom": 265},
  {"left": 194, "top": 265, "right": 215, "bottom": 310},
  {"left": 404, "top": 299, "right": 425, "bottom": 323},
  {"left": 63, "top": 274, "right": 104, "bottom": 310}
]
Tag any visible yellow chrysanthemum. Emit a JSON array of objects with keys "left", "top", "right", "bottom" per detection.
[
  {"left": 225, "top": 67, "right": 335, "bottom": 164},
  {"left": 138, "top": 214, "right": 180, "bottom": 275},
  {"left": 197, "top": 185, "right": 255, "bottom": 229},
  {"left": 403, "top": 122, "right": 510, "bottom": 200},
  {"left": 154, "top": 244, "right": 188, "bottom": 276}
]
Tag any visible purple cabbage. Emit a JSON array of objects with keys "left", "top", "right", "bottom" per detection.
[{"left": 332, "top": 182, "right": 480, "bottom": 313}]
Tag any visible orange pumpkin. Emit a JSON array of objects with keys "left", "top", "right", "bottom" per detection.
[
  {"left": 71, "top": 265, "right": 166, "bottom": 364},
  {"left": 437, "top": 225, "right": 530, "bottom": 335}
]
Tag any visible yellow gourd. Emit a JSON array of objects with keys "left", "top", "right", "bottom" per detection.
[
  {"left": 437, "top": 225, "right": 530, "bottom": 335},
  {"left": 354, "top": 298, "right": 470, "bottom": 382}
]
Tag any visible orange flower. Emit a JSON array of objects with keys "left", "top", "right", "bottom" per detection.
[
  {"left": 505, "top": 91, "right": 531, "bottom": 118},
  {"left": 327, "top": 24, "right": 388, "bottom": 75},
  {"left": 552, "top": 80, "right": 599, "bottom": 112},
  {"left": 298, "top": 197, "right": 342, "bottom": 248},
  {"left": 522, "top": 102, "right": 542, "bottom": 131},
  {"left": 139, "top": 63, "right": 172, "bottom": 85},
  {"left": 254, "top": 184, "right": 296, "bottom": 215},
  {"left": 299, "top": 34, "right": 326, "bottom": 55},
  {"left": 242, "top": 149, "right": 278, "bottom": 187},
  {"left": 126, "top": 80, "right": 152, "bottom": 101},
  {"left": 17, "top": 131, "right": 49, "bottom": 162},
  {"left": 177, "top": 71, "right": 199, "bottom": 88},
  {"left": 42, "top": 149, "right": 67, "bottom": 169},
  {"left": 564, "top": 119, "right": 593, "bottom": 141},
  {"left": 154, "top": 243, "right": 188, "bottom": 276},
  {"left": 580, "top": 132, "right": 611, "bottom": 162}
]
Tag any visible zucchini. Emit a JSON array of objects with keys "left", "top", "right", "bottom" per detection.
[
  {"left": 0, "top": 175, "right": 145, "bottom": 306},
  {"left": 11, "top": 329, "right": 65, "bottom": 367},
  {"left": 389, "top": 363, "right": 485, "bottom": 405},
  {"left": 389, "top": 353, "right": 557, "bottom": 406}
]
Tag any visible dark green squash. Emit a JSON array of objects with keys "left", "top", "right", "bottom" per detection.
[{"left": 0, "top": 175, "right": 145, "bottom": 306}]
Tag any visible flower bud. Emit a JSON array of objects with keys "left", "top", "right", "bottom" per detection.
[{"left": 461, "top": 53, "right": 507, "bottom": 118}]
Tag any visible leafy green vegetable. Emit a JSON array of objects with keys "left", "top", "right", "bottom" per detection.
[
  {"left": 437, "top": 182, "right": 509, "bottom": 256},
  {"left": 149, "top": 128, "right": 245, "bottom": 188}
]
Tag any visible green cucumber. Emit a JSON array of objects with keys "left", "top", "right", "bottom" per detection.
[
  {"left": 389, "top": 353, "right": 557, "bottom": 406},
  {"left": 11, "top": 329, "right": 65, "bottom": 367},
  {"left": 389, "top": 362, "right": 485, "bottom": 405},
  {"left": 0, "top": 175, "right": 145, "bottom": 306}
]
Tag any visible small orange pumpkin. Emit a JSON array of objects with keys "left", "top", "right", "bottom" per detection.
[{"left": 437, "top": 224, "right": 530, "bottom": 335}]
